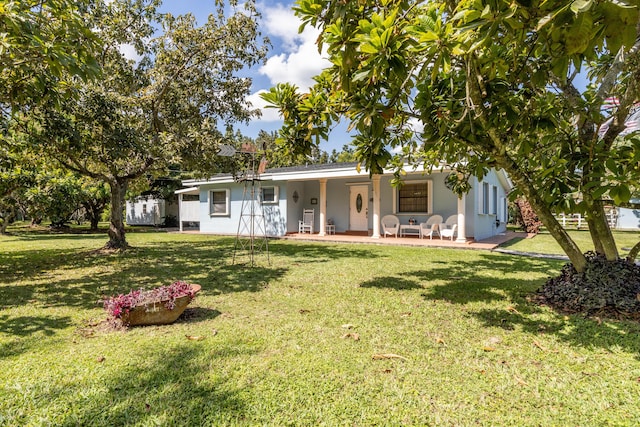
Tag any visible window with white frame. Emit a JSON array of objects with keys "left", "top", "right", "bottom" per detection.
[
  {"left": 261, "top": 186, "right": 279, "bottom": 204},
  {"left": 492, "top": 185, "right": 498, "bottom": 215},
  {"left": 500, "top": 197, "right": 508, "bottom": 223},
  {"left": 209, "top": 189, "right": 230, "bottom": 216},
  {"left": 396, "top": 181, "right": 432, "bottom": 213},
  {"left": 480, "top": 182, "right": 490, "bottom": 214}
]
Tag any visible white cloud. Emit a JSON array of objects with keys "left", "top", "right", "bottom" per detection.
[
  {"left": 119, "top": 43, "right": 143, "bottom": 63},
  {"left": 258, "top": 3, "right": 331, "bottom": 91}
]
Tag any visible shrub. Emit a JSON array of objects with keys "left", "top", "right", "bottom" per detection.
[
  {"left": 514, "top": 198, "right": 543, "bottom": 234},
  {"left": 537, "top": 252, "right": 640, "bottom": 315}
]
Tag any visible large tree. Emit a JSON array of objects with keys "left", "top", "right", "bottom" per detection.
[
  {"left": 263, "top": 0, "right": 640, "bottom": 273},
  {"left": 26, "top": 0, "right": 267, "bottom": 249}
]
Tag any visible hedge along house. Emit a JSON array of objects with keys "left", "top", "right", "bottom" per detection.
[{"left": 176, "top": 162, "right": 512, "bottom": 242}]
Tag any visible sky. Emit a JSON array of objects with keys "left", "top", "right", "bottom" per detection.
[{"left": 155, "top": 0, "right": 350, "bottom": 153}]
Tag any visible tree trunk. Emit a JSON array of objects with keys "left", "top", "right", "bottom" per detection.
[
  {"left": 493, "top": 153, "right": 588, "bottom": 272},
  {"left": 106, "top": 179, "right": 128, "bottom": 250},
  {"left": 628, "top": 241, "right": 640, "bottom": 264},
  {"left": 90, "top": 215, "right": 100, "bottom": 231},
  {"left": 584, "top": 197, "right": 619, "bottom": 260},
  {"left": 0, "top": 210, "right": 14, "bottom": 234}
]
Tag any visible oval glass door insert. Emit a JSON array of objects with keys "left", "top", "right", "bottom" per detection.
[{"left": 356, "top": 193, "right": 363, "bottom": 212}]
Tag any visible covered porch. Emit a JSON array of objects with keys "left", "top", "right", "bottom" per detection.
[{"left": 282, "top": 229, "right": 525, "bottom": 251}]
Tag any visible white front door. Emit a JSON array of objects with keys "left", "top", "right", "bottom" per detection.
[{"left": 349, "top": 185, "right": 369, "bottom": 231}]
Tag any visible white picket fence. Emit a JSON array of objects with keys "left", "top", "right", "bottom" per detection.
[{"left": 553, "top": 209, "right": 618, "bottom": 229}]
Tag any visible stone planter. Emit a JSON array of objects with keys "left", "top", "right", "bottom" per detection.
[{"left": 121, "top": 284, "right": 201, "bottom": 326}]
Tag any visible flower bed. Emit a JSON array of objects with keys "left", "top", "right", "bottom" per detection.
[{"left": 103, "top": 281, "right": 200, "bottom": 326}]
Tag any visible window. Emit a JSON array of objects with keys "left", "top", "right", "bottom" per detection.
[
  {"left": 209, "top": 189, "right": 230, "bottom": 216},
  {"left": 481, "top": 182, "right": 490, "bottom": 214},
  {"left": 142, "top": 204, "right": 147, "bottom": 214},
  {"left": 492, "top": 185, "right": 498, "bottom": 215},
  {"left": 182, "top": 194, "right": 199, "bottom": 202},
  {"left": 397, "top": 181, "right": 431, "bottom": 213},
  {"left": 261, "top": 186, "right": 279, "bottom": 204}
]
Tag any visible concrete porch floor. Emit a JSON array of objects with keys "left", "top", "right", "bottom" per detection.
[{"left": 280, "top": 230, "right": 528, "bottom": 251}]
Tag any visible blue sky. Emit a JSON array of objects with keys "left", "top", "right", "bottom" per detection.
[{"left": 155, "top": 1, "right": 351, "bottom": 153}]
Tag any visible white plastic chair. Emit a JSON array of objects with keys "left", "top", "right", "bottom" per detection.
[
  {"left": 439, "top": 215, "right": 458, "bottom": 240},
  {"left": 420, "top": 215, "right": 443, "bottom": 239},
  {"left": 298, "top": 209, "right": 314, "bottom": 234},
  {"left": 381, "top": 215, "right": 400, "bottom": 238}
]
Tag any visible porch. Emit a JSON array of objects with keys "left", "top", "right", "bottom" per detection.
[{"left": 281, "top": 230, "right": 526, "bottom": 251}]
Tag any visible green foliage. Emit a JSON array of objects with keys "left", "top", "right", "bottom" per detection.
[
  {"left": 539, "top": 252, "right": 640, "bottom": 314},
  {"left": 0, "top": 0, "right": 100, "bottom": 109},
  {"left": 10, "top": 0, "right": 268, "bottom": 248},
  {"left": 265, "top": 0, "right": 640, "bottom": 269}
]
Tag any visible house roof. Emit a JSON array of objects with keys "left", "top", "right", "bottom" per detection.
[{"left": 180, "top": 161, "right": 513, "bottom": 192}]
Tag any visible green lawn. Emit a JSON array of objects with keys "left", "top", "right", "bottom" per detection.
[
  {"left": 2, "top": 229, "right": 640, "bottom": 425},
  {"left": 502, "top": 229, "right": 640, "bottom": 258}
]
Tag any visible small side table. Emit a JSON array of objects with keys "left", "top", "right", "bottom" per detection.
[
  {"left": 325, "top": 224, "right": 336, "bottom": 235},
  {"left": 400, "top": 224, "right": 421, "bottom": 237}
]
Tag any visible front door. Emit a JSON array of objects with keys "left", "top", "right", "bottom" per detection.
[{"left": 349, "top": 185, "right": 369, "bottom": 231}]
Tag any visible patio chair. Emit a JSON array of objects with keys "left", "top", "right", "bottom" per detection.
[
  {"left": 439, "top": 215, "right": 458, "bottom": 240},
  {"left": 298, "top": 209, "right": 314, "bottom": 234},
  {"left": 419, "top": 215, "right": 443, "bottom": 239},
  {"left": 381, "top": 215, "right": 400, "bottom": 238}
]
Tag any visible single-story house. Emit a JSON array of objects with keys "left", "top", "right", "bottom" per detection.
[
  {"left": 175, "top": 162, "right": 512, "bottom": 242},
  {"left": 126, "top": 196, "right": 179, "bottom": 226}
]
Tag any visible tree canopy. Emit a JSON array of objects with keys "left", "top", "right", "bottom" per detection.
[
  {"left": 15, "top": 0, "right": 268, "bottom": 248},
  {"left": 262, "top": 0, "right": 640, "bottom": 273}
]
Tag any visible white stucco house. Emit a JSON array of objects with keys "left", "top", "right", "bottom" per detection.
[
  {"left": 175, "top": 162, "right": 512, "bottom": 242},
  {"left": 126, "top": 196, "right": 179, "bottom": 226}
]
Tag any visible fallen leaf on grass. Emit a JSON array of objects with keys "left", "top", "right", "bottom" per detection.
[
  {"left": 506, "top": 306, "right": 520, "bottom": 314},
  {"left": 482, "top": 346, "right": 496, "bottom": 352},
  {"left": 533, "top": 340, "right": 558, "bottom": 353},
  {"left": 96, "top": 356, "right": 105, "bottom": 363},
  {"left": 372, "top": 353, "right": 408, "bottom": 361},
  {"left": 341, "top": 324, "right": 354, "bottom": 329},
  {"left": 514, "top": 375, "right": 528, "bottom": 386},
  {"left": 400, "top": 312, "right": 412, "bottom": 317},
  {"left": 299, "top": 309, "right": 310, "bottom": 314},
  {"left": 186, "top": 335, "right": 204, "bottom": 341},
  {"left": 435, "top": 337, "right": 446, "bottom": 345},
  {"left": 211, "top": 329, "right": 218, "bottom": 336},
  {"left": 341, "top": 333, "right": 360, "bottom": 341}
]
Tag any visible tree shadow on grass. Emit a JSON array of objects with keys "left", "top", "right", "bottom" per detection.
[
  {"left": 0, "top": 237, "right": 379, "bottom": 310},
  {"left": 0, "top": 314, "right": 73, "bottom": 360},
  {"left": 398, "top": 251, "right": 640, "bottom": 358},
  {"left": 412, "top": 253, "right": 564, "bottom": 305},
  {"left": 360, "top": 276, "right": 424, "bottom": 291},
  {"left": 48, "top": 343, "right": 254, "bottom": 425},
  {"left": 471, "top": 307, "right": 640, "bottom": 359}
]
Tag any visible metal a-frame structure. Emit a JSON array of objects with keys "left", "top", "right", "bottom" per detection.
[{"left": 232, "top": 143, "right": 270, "bottom": 266}]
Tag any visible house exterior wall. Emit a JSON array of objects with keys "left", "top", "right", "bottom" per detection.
[
  {"left": 126, "top": 198, "right": 164, "bottom": 226},
  {"left": 471, "top": 170, "right": 509, "bottom": 241},
  {"left": 183, "top": 166, "right": 512, "bottom": 240},
  {"left": 198, "top": 181, "right": 287, "bottom": 236},
  {"left": 616, "top": 207, "right": 640, "bottom": 230}
]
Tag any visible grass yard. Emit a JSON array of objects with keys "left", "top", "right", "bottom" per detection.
[
  {"left": 2, "top": 229, "right": 640, "bottom": 425},
  {"left": 502, "top": 229, "right": 640, "bottom": 258}
]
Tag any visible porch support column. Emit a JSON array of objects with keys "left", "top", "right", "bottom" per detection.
[
  {"left": 178, "top": 193, "right": 183, "bottom": 232},
  {"left": 456, "top": 193, "right": 467, "bottom": 243},
  {"left": 371, "top": 174, "right": 381, "bottom": 238},
  {"left": 318, "top": 178, "right": 327, "bottom": 236}
]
